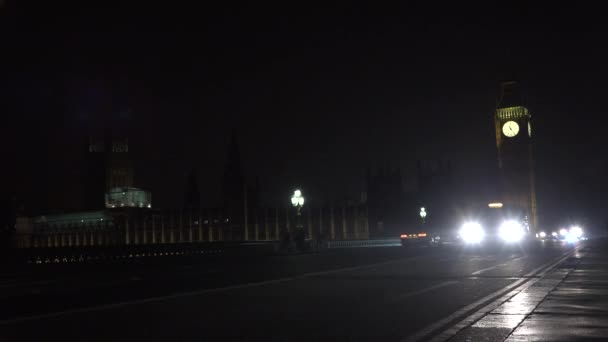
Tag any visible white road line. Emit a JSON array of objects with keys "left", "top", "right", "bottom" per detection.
[
  {"left": 391, "top": 281, "right": 459, "bottom": 303},
  {"left": 429, "top": 252, "right": 574, "bottom": 342},
  {"left": 299, "top": 255, "right": 424, "bottom": 278},
  {"left": 402, "top": 278, "right": 529, "bottom": 342},
  {"left": 524, "top": 252, "right": 570, "bottom": 277},
  {"left": 404, "top": 250, "right": 574, "bottom": 342},
  {"left": 471, "top": 264, "right": 507, "bottom": 275},
  {"left": 0, "top": 254, "right": 425, "bottom": 326},
  {"left": 471, "top": 255, "right": 528, "bottom": 275}
]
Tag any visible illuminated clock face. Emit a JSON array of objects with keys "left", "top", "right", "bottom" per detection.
[
  {"left": 502, "top": 121, "right": 519, "bottom": 138},
  {"left": 528, "top": 121, "right": 532, "bottom": 137}
]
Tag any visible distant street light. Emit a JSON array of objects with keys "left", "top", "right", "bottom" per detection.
[
  {"left": 290, "top": 189, "right": 306, "bottom": 250},
  {"left": 291, "top": 189, "right": 305, "bottom": 228},
  {"left": 291, "top": 189, "right": 304, "bottom": 208},
  {"left": 420, "top": 207, "right": 427, "bottom": 224}
]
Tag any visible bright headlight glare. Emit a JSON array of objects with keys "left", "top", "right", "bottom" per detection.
[
  {"left": 570, "top": 226, "right": 583, "bottom": 238},
  {"left": 499, "top": 220, "right": 525, "bottom": 242},
  {"left": 565, "top": 232, "right": 579, "bottom": 243},
  {"left": 559, "top": 228, "right": 568, "bottom": 236},
  {"left": 459, "top": 222, "right": 484, "bottom": 243},
  {"left": 539, "top": 231, "right": 546, "bottom": 238}
]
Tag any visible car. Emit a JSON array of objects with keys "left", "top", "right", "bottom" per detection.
[
  {"left": 400, "top": 230, "right": 442, "bottom": 247},
  {"left": 536, "top": 230, "right": 559, "bottom": 242},
  {"left": 455, "top": 204, "right": 533, "bottom": 247}
]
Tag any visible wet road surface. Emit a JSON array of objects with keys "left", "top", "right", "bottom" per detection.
[{"left": 0, "top": 241, "right": 582, "bottom": 341}]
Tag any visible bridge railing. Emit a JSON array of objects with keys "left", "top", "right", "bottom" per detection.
[{"left": 2, "top": 241, "right": 279, "bottom": 266}]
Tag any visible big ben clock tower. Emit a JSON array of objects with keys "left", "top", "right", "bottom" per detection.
[{"left": 495, "top": 81, "right": 538, "bottom": 231}]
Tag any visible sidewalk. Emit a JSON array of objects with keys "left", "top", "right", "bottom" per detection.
[{"left": 449, "top": 239, "right": 608, "bottom": 341}]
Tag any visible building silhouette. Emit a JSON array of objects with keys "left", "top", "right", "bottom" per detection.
[
  {"left": 365, "top": 160, "right": 455, "bottom": 237},
  {"left": 183, "top": 169, "right": 201, "bottom": 210},
  {"left": 82, "top": 105, "right": 151, "bottom": 210},
  {"left": 365, "top": 166, "right": 403, "bottom": 236},
  {"left": 220, "top": 133, "right": 263, "bottom": 240},
  {"left": 417, "top": 159, "right": 455, "bottom": 227}
]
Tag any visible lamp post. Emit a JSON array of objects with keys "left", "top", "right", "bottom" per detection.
[
  {"left": 291, "top": 189, "right": 305, "bottom": 251},
  {"left": 291, "top": 189, "right": 305, "bottom": 228},
  {"left": 420, "top": 207, "right": 427, "bottom": 224}
]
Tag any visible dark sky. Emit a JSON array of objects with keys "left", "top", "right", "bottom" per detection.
[{"left": 2, "top": 3, "right": 607, "bottom": 230}]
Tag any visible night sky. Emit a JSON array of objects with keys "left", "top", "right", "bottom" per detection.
[{"left": 2, "top": 3, "right": 607, "bottom": 230}]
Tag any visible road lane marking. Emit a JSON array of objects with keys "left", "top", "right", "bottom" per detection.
[
  {"left": 470, "top": 255, "right": 528, "bottom": 275},
  {"left": 471, "top": 264, "right": 507, "bottom": 275},
  {"left": 523, "top": 253, "right": 569, "bottom": 277},
  {"left": 0, "top": 254, "right": 426, "bottom": 326},
  {"left": 428, "top": 252, "right": 575, "bottom": 342},
  {"left": 391, "top": 281, "right": 459, "bottom": 303},
  {"left": 468, "top": 256, "right": 496, "bottom": 262},
  {"left": 404, "top": 249, "right": 575, "bottom": 342}
]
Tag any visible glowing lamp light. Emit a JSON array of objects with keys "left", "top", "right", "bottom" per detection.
[
  {"left": 539, "top": 231, "right": 547, "bottom": 238},
  {"left": 488, "top": 202, "right": 503, "bottom": 209},
  {"left": 459, "top": 222, "right": 485, "bottom": 244},
  {"left": 499, "top": 220, "right": 525, "bottom": 242},
  {"left": 291, "top": 189, "right": 304, "bottom": 207},
  {"left": 551, "top": 232, "right": 558, "bottom": 237},
  {"left": 570, "top": 226, "right": 583, "bottom": 238},
  {"left": 420, "top": 207, "right": 427, "bottom": 219},
  {"left": 559, "top": 228, "right": 568, "bottom": 236},
  {"left": 565, "top": 232, "right": 579, "bottom": 243}
]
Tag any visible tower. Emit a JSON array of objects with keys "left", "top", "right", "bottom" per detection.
[
  {"left": 365, "top": 165, "right": 403, "bottom": 236},
  {"left": 221, "top": 134, "right": 245, "bottom": 209},
  {"left": 221, "top": 133, "right": 247, "bottom": 239},
  {"left": 184, "top": 168, "right": 201, "bottom": 210},
  {"left": 105, "top": 135, "right": 133, "bottom": 191},
  {"left": 84, "top": 132, "right": 134, "bottom": 210},
  {"left": 83, "top": 106, "right": 134, "bottom": 210},
  {"left": 494, "top": 81, "right": 538, "bottom": 231}
]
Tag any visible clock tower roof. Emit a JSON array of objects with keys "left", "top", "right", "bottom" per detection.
[{"left": 497, "top": 81, "right": 524, "bottom": 109}]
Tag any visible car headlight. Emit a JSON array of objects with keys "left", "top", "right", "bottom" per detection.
[
  {"left": 565, "top": 232, "right": 579, "bottom": 243},
  {"left": 539, "top": 231, "right": 547, "bottom": 238},
  {"left": 459, "top": 222, "right": 485, "bottom": 243},
  {"left": 570, "top": 226, "right": 583, "bottom": 238},
  {"left": 499, "top": 220, "right": 525, "bottom": 242}
]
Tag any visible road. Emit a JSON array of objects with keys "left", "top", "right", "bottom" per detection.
[{"left": 0, "top": 241, "right": 576, "bottom": 341}]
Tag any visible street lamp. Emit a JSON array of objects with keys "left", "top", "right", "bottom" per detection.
[
  {"left": 420, "top": 207, "right": 427, "bottom": 224},
  {"left": 290, "top": 189, "right": 306, "bottom": 250},
  {"left": 291, "top": 189, "right": 305, "bottom": 219},
  {"left": 291, "top": 189, "right": 304, "bottom": 207}
]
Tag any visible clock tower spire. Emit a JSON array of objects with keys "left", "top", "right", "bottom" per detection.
[{"left": 495, "top": 81, "right": 538, "bottom": 232}]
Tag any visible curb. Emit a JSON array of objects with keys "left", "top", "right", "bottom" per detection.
[{"left": 404, "top": 247, "right": 578, "bottom": 342}]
